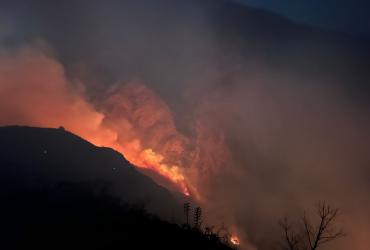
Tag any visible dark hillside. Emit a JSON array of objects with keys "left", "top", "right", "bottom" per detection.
[
  {"left": 0, "top": 126, "right": 180, "bottom": 217},
  {"left": 1, "top": 181, "right": 233, "bottom": 250},
  {"left": 0, "top": 126, "right": 231, "bottom": 249}
]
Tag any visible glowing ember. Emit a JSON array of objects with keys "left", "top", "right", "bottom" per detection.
[{"left": 230, "top": 235, "right": 240, "bottom": 245}]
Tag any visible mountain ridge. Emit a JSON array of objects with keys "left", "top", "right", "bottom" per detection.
[{"left": 0, "top": 125, "right": 182, "bottom": 218}]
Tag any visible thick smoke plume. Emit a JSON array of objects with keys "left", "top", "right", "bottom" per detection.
[
  {"left": 1, "top": 1, "right": 370, "bottom": 250},
  {"left": 0, "top": 45, "right": 194, "bottom": 195},
  {"left": 0, "top": 45, "right": 118, "bottom": 147}
]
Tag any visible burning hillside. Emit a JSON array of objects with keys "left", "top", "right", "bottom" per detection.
[
  {"left": 100, "top": 82, "right": 192, "bottom": 195},
  {"left": 0, "top": 46, "right": 244, "bottom": 246},
  {"left": 0, "top": 45, "right": 232, "bottom": 200}
]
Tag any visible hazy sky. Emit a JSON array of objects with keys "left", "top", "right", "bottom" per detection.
[{"left": 234, "top": 0, "right": 370, "bottom": 37}]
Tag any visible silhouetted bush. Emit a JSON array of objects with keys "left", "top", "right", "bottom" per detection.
[{"left": 0, "top": 182, "right": 232, "bottom": 250}]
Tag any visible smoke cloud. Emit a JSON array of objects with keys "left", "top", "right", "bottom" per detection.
[{"left": 0, "top": 45, "right": 118, "bottom": 147}]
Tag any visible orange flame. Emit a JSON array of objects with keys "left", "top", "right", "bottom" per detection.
[
  {"left": 86, "top": 135, "right": 191, "bottom": 196},
  {"left": 0, "top": 48, "right": 192, "bottom": 196},
  {"left": 127, "top": 148, "right": 190, "bottom": 196},
  {"left": 0, "top": 47, "right": 230, "bottom": 198},
  {"left": 98, "top": 83, "right": 195, "bottom": 195},
  {"left": 230, "top": 235, "right": 240, "bottom": 245}
]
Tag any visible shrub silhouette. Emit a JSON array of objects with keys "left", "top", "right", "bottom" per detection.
[
  {"left": 194, "top": 206, "right": 203, "bottom": 229},
  {"left": 0, "top": 181, "right": 233, "bottom": 250}
]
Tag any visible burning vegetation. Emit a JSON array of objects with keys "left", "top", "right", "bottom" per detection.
[
  {"left": 0, "top": 39, "right": 354, "bottom": 250},
  {"left": 0, "top": 45, "right": 241, "bottom": 245},
  {"left": 0, "top": 46, "right": 233, "bottom": 201},
  {"left": 100, "top": 82, "right": 192, "bottom": 195}
]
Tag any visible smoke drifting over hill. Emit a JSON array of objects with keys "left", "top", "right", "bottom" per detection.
[{"left": 0, "top": 1, "right": 370, "bottom": 249}]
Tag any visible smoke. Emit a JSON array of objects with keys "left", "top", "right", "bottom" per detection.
[
  {"left": 0, "top": 44, "right": 195, "bottom": 195},
  {"left": 184, "top": 67, "right": 370, "bottom": 249},
  {"left": 1, "top": 0, "right": 370, "bottom": 250},
  {"left": 0, "top": 44, "right": 118, "bottom": 147},
  {"left": 101, "top": 82, "right": 192, "bottom": 194}
]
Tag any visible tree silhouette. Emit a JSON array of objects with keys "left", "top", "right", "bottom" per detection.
[
  {"left": 3, "top": 182, "right": 235, "bottom": 250},
  {"left": 194, "top": 206, "right": 202, "bottom": 229},
  {"left": 184, "top": 202, "right": 191, "bottom": 225},
  {"left": 302, "top": 201, "right": 345, "bottom": 250},
  {"left": 279, "top": 217, "right": 302, "bottom": 250},
  {"left": 279, "top": 201, "right": 344, "bottom": 250}
]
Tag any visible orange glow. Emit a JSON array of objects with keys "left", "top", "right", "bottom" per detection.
[
  {"left": 100, "top": 83, "right": 193, "bottom": 195},
  {"left": 230, "top": 235, "right": 240, "bottom": 245},
  {"left": 0, "top": 48, "right": 192, "bottom": 196},
  {"left": 126, "top": 148, "right": 190, "bottom": 196},
  {"left": 0, "top": 46, "right": 243, "bottom": 248},
  {"left": 86, "top": 132, "right": 191, "bottom": 196},
  {"left": 0, "top": 47, "right": 231, "bottom": 198}
]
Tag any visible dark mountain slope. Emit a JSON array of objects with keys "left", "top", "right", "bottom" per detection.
[
  {"left": 0, "top": 126, "right": 179, "bottom": 217},
  {"left": 0, "top": 126, "right": 232, "bottom": 250},
  {"left": 1, "top": 181, "right": 232, "bottom": 250}
]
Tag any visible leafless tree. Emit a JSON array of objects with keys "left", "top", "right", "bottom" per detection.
[
  {"left": 280, "top": 201, "right": 344, "bottom": 250},
  {"left": 279, "top": 217, "right": 302, "bottom": 250},
  {"left": 302, "top": 201, "right": 345, "bottom": 250}
]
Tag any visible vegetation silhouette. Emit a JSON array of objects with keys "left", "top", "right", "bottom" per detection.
[
  {"left": 181, "top": 202, "right": 238, "bottom": 249},
  {"left": 1, "top": 181, "right": 234, "bottom": 250},
  {"left": 184, "top": 202, "right": 191, "bottom": 226},
  {"left": 279, "top": 201, "right": 344, "bottom": 250},
  {"left": 0, "top": 126, "right": 234, "bottom": 250},
  {"left": 194, "top": 206, "right": 203, "bottom": 229}
]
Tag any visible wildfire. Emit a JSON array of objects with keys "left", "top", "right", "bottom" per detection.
[
  {"left": 230, "top": 235, "right": 240, "bottom": 246},
  {"left": 0, "top": 47, "right": 244, "bottom": 249},
  {"left": 0, "top": 48, "right": 199, "bottom": 197},
  {"left": 98, "top": 82, "right": 196, "bottom": 196},
  {"left": 127, "top": 148, "right": 190, "bottom": 196},
  {"left": 89, "top": 136, "right": 191, "bottom": 196}
]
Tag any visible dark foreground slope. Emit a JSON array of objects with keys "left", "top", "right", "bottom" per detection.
[
  {"left": 0, "top": 126, "right": 232, "bottom": 250},
  {"left": 1, "top": 181, "right": 232, "bottom": 250}
]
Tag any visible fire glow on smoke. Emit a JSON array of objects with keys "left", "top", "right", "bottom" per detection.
[
  {"left": 125, "top": 147, "right": 190, "bottom": 196},
  {"left": 100, "top": 83, "right": 194, "bottom": 196},
  {"left": 0, "top": 47, "right": 231, "bottom": 198},
  {"left": 0, "top": 46, "right": 241, "bottom": 244}
]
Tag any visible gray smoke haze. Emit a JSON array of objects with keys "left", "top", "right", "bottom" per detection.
[{"left": 1, "top": 1, "right": 370, "bottom": 249}]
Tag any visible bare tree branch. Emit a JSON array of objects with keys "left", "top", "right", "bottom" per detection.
[
  {"left": 279, "top": 201, "right": 344, "bottom": 250},
  {"left": 279, "top": 217, "right": 301, "bottom": 250},
  {"left": 302, "top": 211, "right": 313, "bottom": 249}
]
